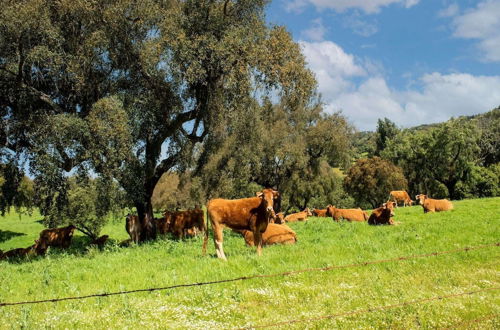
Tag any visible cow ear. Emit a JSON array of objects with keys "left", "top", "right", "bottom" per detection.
[
  {"left": 256, "top": 192, "right": 263, "bottom": 198},
  {"left": 272, "top": 190, "right": 279, "bottom": 198}
]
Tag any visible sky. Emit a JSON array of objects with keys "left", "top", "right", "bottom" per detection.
[{"left": 266, "top": 0, "right": 500, "bottom": 130}]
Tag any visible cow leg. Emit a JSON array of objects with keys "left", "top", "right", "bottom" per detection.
[
  {"left": 253, "top": 229, "right": 263, "bottom": 256},
  {"left": 213, "top": 224, "right": 227, "bottom": 260}
]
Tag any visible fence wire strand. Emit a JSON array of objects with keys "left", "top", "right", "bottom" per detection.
[
  {"left": 243, "top": 287, "right": 499, "bottom": 329},
  {"left": 0, "top": 242, "right": 498, "bottom": 308}
]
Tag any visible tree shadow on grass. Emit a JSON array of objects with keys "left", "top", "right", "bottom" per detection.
[{"left": 0, "top": 230, "right": 26, "bottom": 243}]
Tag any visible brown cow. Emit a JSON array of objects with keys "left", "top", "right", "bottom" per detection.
[
  {"left": 202, "top": 188, "right": 279, "bottom": 260},
  {"left": 1, "top": 245, "right": 36, "bottom": 260},
  {"left": 284, "top": 208, "right": 312, "bottom": 222},
  {"left": 368, "top": 202, "right": 396, "bottom": 225},
  {"left": 312, "top": 208, "right": 328, "bottom": 217},
  {"left": 326, "top": 205, "right": 368, "bottom": 222},
  {"left": 236, "top": 223, "right": 297, "bottom": 247},
  {"left": 415, "top": 194, "right": 453, "bottom": 213},
  {"left": 165, "top": 208, "right": 205, "bottom": 239},
  {"left": 155, "top": 216, "right": 169, "bottom": 235},
  {"left": 126, "top": 214, "right": 142, "bottom": 243},
  {"left": 90, "top": 235, "right": 109, "bottom": 247},
  {"left": 34, "top": 225, "right": 76, "bottom": 254},
  {"left": 389, "top": 190, "right": 414, "bottom": 207},
  {"left": 272, "top": 212, "right": 285, "bottom": 224}
]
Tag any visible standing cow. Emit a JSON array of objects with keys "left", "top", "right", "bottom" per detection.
[
  {"left": 34, "top": 225, "right": 76, "bottom": 254},
  {"left": 368, "top": 202, "right": 396, "bottom": 225},
  {"left": 388, "top": 190, "right": 414, "bottom": 207},
  {"left": 326, "top": 206, "right": 368, "bottom": 222},
  {"left": 415, "top": 194, "right": 453, "bottom": 213},
  {"left": 126, "top": 214, "right": 142, "bottom": 243},
  {"left": 165, "top": 208, "right": 205, "bottom": 239},
  {"left": 203, "top": 188, "right": 279, "bottom": 260}
]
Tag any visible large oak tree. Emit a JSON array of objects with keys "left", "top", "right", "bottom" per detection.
[{"left": 0, "top": 0, "right": 323, "bottom": 240}]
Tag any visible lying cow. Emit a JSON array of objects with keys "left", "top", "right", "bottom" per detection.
[
  {"left": 90, "top": 235, "right": 109, "bottom": 248},
  {"left": 389, "top": 190, "right": 414, "bottom": 207},
  {"left": 368, "top": 202, "right": 396, "bottom": 225},
  {"left": 203, "top": 188, "right": 279, "bottom": 260},
  {"left": 235, "top": 223, "right": 297, "bottom": 247},
  {"left": 0, "top": 245, "right": 36, "bottom": 260},
  {"left": 326, "top": 205, "right": 368, "bottom": 222},
  {"left": 34, "top": 225, "right": 76, "bottom": 254},
  {"left": 284, "top": 208, "right": 312, "bottom": 222},
  {"left": 126, "top": 214, "right": 142, "bottom": 243},
  {"left": 165, "top": 208, "right": 205, "bottom": 239},
  {"left": 416, "top": 194, "right": 453, "bottom": 213},
  {"left": 271, "top": 212, "right": 285, "bottom": 224},
  {"left": 312, "top": 208, "right": 328, "bottom": 217}
]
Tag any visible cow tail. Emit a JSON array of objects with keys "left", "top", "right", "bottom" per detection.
[{"left": 202, "top": 207, "right": 210, "bottom": 256}]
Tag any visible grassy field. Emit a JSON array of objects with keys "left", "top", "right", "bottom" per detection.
[{"left": 0, "top": 198, "right": 499, "bottom": 329}]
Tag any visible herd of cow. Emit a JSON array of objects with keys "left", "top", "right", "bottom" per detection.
[{"left": 0, "top": 190, "right": 453, "bottom": 261}]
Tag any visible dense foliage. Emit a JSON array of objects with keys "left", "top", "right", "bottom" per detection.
[{"left": 343, "top": 157, "right": 407, "bottom": 208}]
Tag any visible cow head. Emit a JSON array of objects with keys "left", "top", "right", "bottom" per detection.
[
  {"left": 67, "top": 225, "right": 76, "bottom": 235},
  {"left": 415, "top": 194, "right": 426, "bottom": 204},
  {"left": 382, "top": 202, "right": 396, "bottom": 217},
  {"left": 33, "top": 239, "right": 47, "bottom": 255},
  {"left": 304, "top": 207, "right": 312, "bottom": 217},
  {"left": 274, "top": 212, "right": 285, "bottom": 224},
  {"left": 256, "top": 189, "right": 279, "bottom": 220}
]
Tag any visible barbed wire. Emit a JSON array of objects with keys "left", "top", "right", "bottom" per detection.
[
  {"left": 0, "top": 242, "right": 498, "bottom": 308},
  {"left": 243, "top": 287, "right": 499, "bottom": 329}
]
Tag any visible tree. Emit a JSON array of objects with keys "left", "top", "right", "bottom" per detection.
[
  {"left": 375, "top": 118, "right": 399, "bottom": 156},
  {"left": 343, "top": 157, "right": 407, "bottom": 208},
  {"left": 1, "top": 1, "right": 318, "bottom": 241},
  {"left": 382, "top": 120, "right": 480, "bottom": 199}
]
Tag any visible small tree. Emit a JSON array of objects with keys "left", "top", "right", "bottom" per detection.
[
  {"left": 375, "top": 118, "right": 399, "bottom": 156},
  {"left": 343, "top": 157, "right": 407, "bottom": 208}
]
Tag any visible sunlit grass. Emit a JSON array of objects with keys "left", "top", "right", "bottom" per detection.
[{"left": 1, "top": 198, "right": 499, "bottom": 328}]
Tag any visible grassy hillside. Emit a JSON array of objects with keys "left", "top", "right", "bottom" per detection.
[{"left": 1, "top": 198, "right": 499, "bottom": 329}]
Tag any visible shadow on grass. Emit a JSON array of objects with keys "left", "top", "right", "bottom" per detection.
[{"left": 0, "top": 230, "right": 26, "bottom": 243}]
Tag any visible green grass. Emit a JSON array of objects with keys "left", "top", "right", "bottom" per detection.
[{"left": 1, "top": 198, "right": 499, "bottom": 329}]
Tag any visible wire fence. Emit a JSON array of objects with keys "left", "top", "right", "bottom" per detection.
[
  {"left": 243, "top": 287, "right": 499, "bottom": 329},
  {"left": 1, "top": 242, "right": 497, "bottom": 308},
  {"left": 440, "top": 313, "right": 499, "bottom": 330}
]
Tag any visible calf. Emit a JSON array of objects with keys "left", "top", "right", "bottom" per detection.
[
  {"left": 284, "top": 208, "right": 312, "bottom": 222},
  {"left": 34, "top": 225, "right": 76, "bottom": 254},
  {"left": 236, "top": 223, "right": 297, "bottom": 246},
  {"left": 155, "top": 216, "right": 169, "bottom": 235},
  {"left": 389, "top": 190, "right": 414, "bottom": 207},
  {"left": 368, "top": 202, "right": 396, "bottom": 225},
  {"left": 203, "top": 188, "right": 279, "bottom": 260},
  {"left": 416, "top": 194, "right": 453, "bottom": 213},
  {"left": 166, "top": 208, "right": 205, "bottom": 239},
  {"left": 327, "top": 206, "right": 368, "bottom": 222},
  {"left": 126, "top": 214, "right": 142, "bottom": 243},
  {"left": 272, "top": 212, "right": 285, "bottom": 224}
]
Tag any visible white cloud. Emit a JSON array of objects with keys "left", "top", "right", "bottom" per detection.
[
  {"left": 438, "top": 3, "right": 459, "bottom": 18},
  {"left": 342, "top": 14, "right": 379, "bottom": 37},
  {"left": 300, "top": 40, "right": 365, "bottom": 95},
  {"left": 302, "top": 18, "right": 327, "bottom": 41},
  {"left": 450, "top": 0, "right": 500, "bottom": 62},
  {"left": 300, "top": 41, "right": 500, "bottom": 130},
  {"left": 286, "top": 0, "right": 420, "bottom": 14}
]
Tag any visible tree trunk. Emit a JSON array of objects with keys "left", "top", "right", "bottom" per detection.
[{"left": 136, "top": 198, "right": 156, "bottom": 242}]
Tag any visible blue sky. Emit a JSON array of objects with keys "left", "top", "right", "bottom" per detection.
[{"left": 266, "top": 0, "right": 500, "bottom": 130}]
